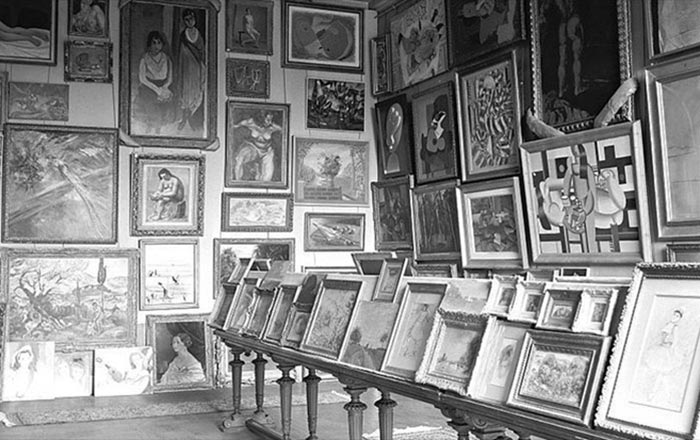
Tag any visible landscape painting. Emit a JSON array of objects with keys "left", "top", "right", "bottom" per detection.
[
  {"left": 8, "top": 82, "right": 69, "bottom": 121},
  {"left": 221, "top": 193, "right": 293, "bottom": 232},
  {"left": 340, "top": 300, "right": 399, "bottom": 370},
  {"left": 306, "top": 78, "right": 364, "bottom": 131}
]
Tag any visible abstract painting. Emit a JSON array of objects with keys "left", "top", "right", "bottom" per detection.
[
  {"left": 140, "top": 239, "right": 198, "bottom": 310},
  {"left": 304, "top": 213, "right": 365, "bottom": 252},
  {"left": 94, "top": 346, "right": 153, "bottom": 396},
  {"left": 374, "top": 94, "right": 414, "bottom": 179},
  {"left": 412, "top": 180, "right": 461, "bottom": 261},
  {"left": 371, "top": 176, "right": 414, "bottom": 251},
  {"left": 8, "top": 82, "right": 69, "bottom": 121},
  {"left": 221, "top": 193, "right": 293, "bottom": 232},
  {"left": 225, "top": 0, "right": 273, "bottom": 55},
  {"left": 306, "top": 78, "right": 364, "bottom": 131},
  {"left": 225, "top": 58, "right": 270, "bottom": 98},
  {"left": 0, "top": 0, "right": 57, "bottom": 65}
]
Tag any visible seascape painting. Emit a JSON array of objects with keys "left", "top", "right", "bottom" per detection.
[
  {"left": 306, "top": 78, "right": 364, "bottom": 131},
  {"left": 8, "top": 82, "right": 69, "bottom": 121}
]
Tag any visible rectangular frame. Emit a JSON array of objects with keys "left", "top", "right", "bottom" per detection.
[
  {"left": 351, "top": 252, "right": 393, "bottom": 275},
  {"left": 140, "top": 239, "right": 199, "bottom": 311},
  {"left": 225, "top": 0, "right": 273, "bottom": 55},
  {"left": 7, "top": 81, "right": 68, "bottom": 121},
  {"left": 571, "top": 287, "right": 618, "bottom": 336},
  {"left": 535, "top": 283, "right": 582, "bottom": 331},
  {"left": 370, "top": 34, "right": 392, "bottom": 96},
  {"left": 221, "top": 192, "right": 293, "bottom": 232},
  {"left": 225, "top": 58, "right": 270, "bottom": 98},
  {"left": 262, "top": 281, "right": 301, "bottom": 344},
  {"left": 411, "top": 262, "right": 459, "bottom": 278},
  {"left": 411, "top": 179, "right": 462, "bottom": 261},
  {"left": 208, "top": 283, "right": 238, "bottom": 330},
  {"left": 242, "top": 288, "right": 276, "bottom": 338},
  {"left": 666, "top": 243, "right": 700, "bottom": 262},
  {"left": 0, "top": 0, "right": 57, "bottom": 65},
  {"left": 645, "top": 0, "right": 700, "bottom": 61},
  {"left": 373, "top": 258, "right": 408, "bottom": 302},
  {"left": 374, "top": 95, "right": 414, "bottom": 180},
  {"left": 508, "top": 279, "right": 546, "bottom": 323},
  {"left": 304, "top": 212, "right": 365, "bottom": 252},
  {"left": 68, "top": 0, "right": 109, "bottom": 38},
  {"left": 225, "top": 277, "right": 261, "bottom": 334},
  {"left": 484, "top": 275, "right": 518, "bottom": 316},
  {"left": 372, "top": 176, "right": 414, "bottom": 250},
  {"left": 64, "top": 40, "right": 113, "bottom": 83},
  {"left": 339, "top": 299, "right": 401, "bottom": 371},
  {"left": 306, "top": 78, "right": 365, "bottom": 132}
]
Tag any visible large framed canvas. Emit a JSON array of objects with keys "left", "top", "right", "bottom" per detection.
[
  {"left": 4, "top": 247, "right": 138, "bottom": 349},
  {"left": 130, "top": 153, "right": 205, "bottom": 236},
  {"left": 339, "top": 300, "right": 400, "bottom": 371},
  {"left": 225, "top": 101, "right": 289, "bottom": 189},
  {"left": 140, "top": 239, "right": 199, "bottom": 311},
  {"left": 68, "top": 0, "right": 109, "bottom": 38},
  {"left": 304, "top": 213, "right": 365, "bottom": 252},
  {"left": 374, "top": 95, "right": 414, "bottom": 180},
  {"left": 282, "top": 0, "right": 363, "bottom": 73},
  {"left": 596, "top": 263, "right": 700, "bottom": 439},
  {"left": 458, "top": 177, "right": 528, "bottom": 269},
  {"left": 411, "top": 82, "right": 459, "bottom": 184},
  {"left": 119, "top": 0, "right": 218, "bottom": 150},
  {"left": 225, "top": 0, "right": 273, "bottom": 55},
  {"left": 0, "top": 0, "right": 57, "bottom": 65},
  {"left": 457, "top": 50, "right": 521, "bottom": 181},
  {"left": 666, "top": 243, "right": 700, "bottom": 263},
  {"left": 520, "top": 121, "right": 651, "bottom": 264},
  {"left": 146, "top": 313, "right": 214, "bottom": 392},
  {"left": 2, "top": 124, "right": 118, "bottom": 244},
  {"left": 389, "top": 0, "right": 448, "bottom": 91},
  {"left": 212, "top": 238, "right": 295, "bottom": 292},
  {"left": 64, "top": 40, "right": 113, "bottom": 83},
  {"left": 221, "top": 193, "right": 293, "bottom": 232},
  {"left": 646, "top": 0, "right": 700, "bottom": 61},
  {"left": 225, "top": 58, "right": 270, "bottom": 98},
  {"left": 55, "top": 350, "right": 94, "bottom": 398},
  {"left": 411, "top": 180, "right": 461, "bottom": 261},
  {"left": 530, "top": 0, "right": 631, "bottom": 132},
  {"left": 294, "top": 137, "right": 369, "bottom": 205},
  {"left": 371, "top": 34, "right": 392, "bottom": 96},
  {"left": 447, "top": 0, "right": 526, "bottom": 67},
  {"left": 307, "top": 78, "right": 364, "bottom": 132},
  {"left": 372, "top": 176, "right": 414, "bottom": 251},
  {"left": 94, "top": 346, "right": 153, "bottom": 396},
  {"left": 2, "top": 341, "right": 55, "bottom": 401},
  {"left": 8, "top": 82, "right": 69, "bottom": 121}
]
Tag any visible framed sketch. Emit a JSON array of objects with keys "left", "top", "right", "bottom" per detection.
[
  {"left": 282, "top": 0, "right": 363, "bottom": 73},
  {"left": 304, "top": 213, "right": 364, "bottom": 252},
  {"left": 411, "top": 82, "right": 460, "bottom": 184},
  {"left": 2, "top": 124, "right": 118, "bottom": 244},
  {"left": 225, "top": 0, "right": 273, "bottom": 55},
  {"left": 119, "top": 0, "right": 218, "bottom": 150},
  {"left": 666, "top": 243, "right": 700, "bottom": 262},
  {"left": 54, "top": 350, "right": 94, "bottom": 398},
  {"left": 373, "top": 259, "right": 408, "bottom": 302},
  {"left": 374, "top": 95, "right": 414, "bottom": 180},
  {"left": 389, "top": 0, "right": 448, "bottom": 91},
  {"left": 411, "top": 180, "right": 461, "bottom": 261},
  {"left": 509, "top": 330, "right": 611, "bottom": 426},
  {"left": 571, "top": 287, "right": 618, "bottom": 336},
  {"left": 64, "top": 40, "right": 112, "bottom": 83},
  {"left": 130, "top": 153, "right": 205, "bottom": 236},
  {"left": 225, "top": 101, "right": 289, "bottom": 189},
  {"left": 411, "top": 262, "right": 459, "bottom": 278},
  {"left": 447, "top": 0, "right": 526, "bottom": 67},
  {"left": 372, "top": 176, "right": 414, "bottom": 251},
  {"left": 208, "top": 283, "right": 237, "bottom": 330},
  {"left": 457, "top": 50, "right": 521, "bottom": 181},
  {"left": 535, "top": 284, "right": 582, "bottom": 331},
  {"left": 0, "top": 0, "right": 57, "bottom": 65},
  {"left": 458, "top": 177, "right": 528, "bottom": 269},
  {"left": 2, "top": 342, "right": 55, "bottom": 401},
  {"left": 4, "top": 247, "right": 138, "bottom": 349},
  {"left": 370, "top": 34, "right": 391, "bottom": 96},
  {"left": 8, "top": 82, "right": 69, "bottom": 121},
  {"left": 221, "top": 193, "right": 293, "bottom": 232},
  {"left": 140, "top": 239, "right": 199, "bottom": 311},
  {"left": 68, "top": 0, "right": 109, "bottom": 38},
  {"left": 294, "top": 137, "right": 369, "bottom": 205},
  {"left": 596, "top": 263, "right": 700, "bottom": 439},
  {"left": 214, "top": 340, "right": 232, "bottom": 388},
  {"left": 484, "top": 275, "right": 518, "bottom": 316},
  {"left": 307, "top": 78, "right": 364, "bottom": 131},
  {"left": 530, "top": 0, "right": 631, "bottom": 132},
  {"left": 212, "top": 238, "right": 295, "bottom": 291},
  {"left": 508, "top": 280, "right": 546, "bottom": 323},
  {"left": 351, "top": 252, "right": 393, "bottom": 276},
  {"left": 646, "top": 0, "right": 700, "bottom": 61},
  {"left": 339, "top": 300, "right": 400, "bottom": 371},
  {"left": 520, "top": 122, "right": 652, "bottom": 264},
  {"left": 225, "top": 58, "right": 270, "bottom": 98},
  {"left": 94, "top": 346, "right": 153, "bottom": 396},
  {"left": 146, "top": 313, "right": 214, "bottom": 392}
]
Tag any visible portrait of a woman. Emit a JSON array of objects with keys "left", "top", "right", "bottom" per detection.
[{"left": 158, "top": 332, "right": 206, "bottom": 385}]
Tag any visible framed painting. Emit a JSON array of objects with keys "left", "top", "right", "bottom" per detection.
[
  {"left": 389, "top": 0, "right": 448, "bottom": 91},
  {"left": 351, "top": 252, "right": 393, "bottom": 276},
  {"left": 280, "top": 308, "right": 310, "bottom": 349},
  {"left": 221, "top": 193, "right": 293, "bottom": 232},
  {"left": 262, "top": 275, "right": 304, "bottom": 344},
  {"left": 2, "top": 342, "right": 55, "bottom": 401},
  {"left": 439, "top": 277, "right": 491, "bottom": 315},
  {"left": 225, "top": 58, "right": 270, "bottom": 99},
  {"left": 535, "top": 284, "right": 582, "bottom": 331},
  {"left": 282, "top": 0, "right": 363, "bottom": 73},
  {"left": 225, "top": 101, "right": 289, "bottom": 189},
  {"left": 374, "top": 95, "right": 414, "bottom": 180},
  {"left": 212, "top": 238, "right": 295, "bottom": 291},
  {"left": 146, "top": 313, "right": 214, "bottom": 392},
  {"left": 508, "top": 280, "right": 546, "bottom": 323},
  {"left": 304, "top": 213, "right": 364, "bottom": 252},
  {"left": 458, "top": 177, "right": 528, "bottom": 269},
  {"left": 4, "top": 247, "right": 138, "bottom": 349},
  {"left": 555, "top": 267, "right": 591, "bottom": 278},
  {"left": 294, "top": 137, "right": 369, "bottom": 205},
  {"left": 371, "top": 34, "right": 392, "bottom": 96},
  {"left": 302, "top": 266, "right": 356, "bottom": 274},
  {"left": 208, "top": 283, "right": 237, "bottom": 330},
  {"left": 520, "top": 121, "right": 652, "bottom": 264},
  {"left": 307, "top": 78, "right": 364, "bottom": 132},
  {"left": 666, "top": 243, "right": 700, "bottom": 262},
  {"left": 411, "top": 179, "right": 461, "bottom": 261},
  {"left": 372, "top": 176, "right": 414, "bottom": 251},
  {"left": 0, "top": 0, "right": 57, "bottom": 65},
  {"left": 411, "top": 262, "right": 459, "bottom": 278},
  {"left": 214, "top": 340, "right": 232, "bottom": 388},
  {"left": 571, "top": 287, "right": 618, "bottom": 336},
  {"left": 530, "top": 0, "right": 631, "bottom": 132},
  {"left": 526, "top": 269, "right": 555, "bottom": 281},
  {"left": 447, "top": 0, "right": 526, "bottom": 67},
  {"left": 226, "top": 277, "right": 261, "bottom": 334},
  {"left": 225, "top": 0, "right": 273, "bottom": 55},
  {"left": 140, "top": 239, "right": 199, "bottom": 311},
  {"left": 64, "top": 40, "right": 113, "bottom": 83},
  {"left": 119, "top": 0, "right": 218, "bottom": 150},
  {"left": 457, "top": 50, "right": 521, "bottom": 181},
  {"left": 508, "top": 330, "right": 611, "bottom": 426},
  {"left": 2, "top": 124, "right": 118, "bottom": 244},
  {"left": 484, "top": 275, "right": 518, "bottom": 316},
  {"left": 339, "top": 300, "right": 400, "bottom": 371},
  {"left": 373, "top": 259, "right": 408, "bottom": 302},
  {"left": 242, "top": 289, "right": 276, "bottom": 338},
  {"left": 8, "top": 82, "right": 69, "bottom": 121},
  {"left": 68, "top": 0, "right": 109, "bottom": 38},
  {"left": 646, "top": 0, "right": 700, "bottom": 61},
  {"left": 94, "top": 346, "right": 153, "bottom": 396},
  {"left": 411, "top": 82, "right": 460, "bottom": 184},
  {"left": 130, "top": 153, "right": 205, "bottom": 236},
  {"left": 55, "top": 350, "right": 94, "bottom": 398}
]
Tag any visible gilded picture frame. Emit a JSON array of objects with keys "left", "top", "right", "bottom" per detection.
[
  {"left": 140, "top": 239, "right": 199, "bottom": 311},
  {"left": 221, "top": 193, "right": 293, "bottom": 233},
  {"left": 483, "top": 275, "right": 518, "bottom": 317},
  {"left": 68, "top": 0, "right": 109, "bottom": 39},
  {"left": 535, "top": 283, "right": 582, "bottom": 331},
  {"left": 508, "top": 279, "right": 546, "bottom": 323},
  {"left": 64, "top": 40, "right": 113, "bottom": 83},
  {"left": 571, "top": 287, "right": 618, "bottom": 336},
  {"left": 370, "top": 34, "right": 392, "bottom": 96}
]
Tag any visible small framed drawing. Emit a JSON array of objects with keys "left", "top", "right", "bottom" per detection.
[
  {"left": 0, "top": 0, "right": 58, "bottom": 65},
  {"left": 595, "top": 263, "right": 700, "bottom": 439},
  {"left": 666, "top": 243, "right": 700, "bottom": 262},
  {"left": 381, "top": 282, "right": 447, "bottom": 379},
  {"left": 147, "top": 313, "right": 214, "bottom": 392},
  {"left": 370, "top": 34, "right": 391, "bottom": 96},
  {"left": 411, "top": 180, "right": 461, "bottom": 261},
  {"left": 64, "top": 40, "right": 112, "bottom": 83},
  {"left": 225, "top": 0, "right": 273, "bottom": 55},
  {"left": 411, "top": 262, "right": 459, "bottom": 278},
  {"left": 140, "top": 239, "right": 199, "bottom": 311},
  {"left": 68, "top": 0, "right": 109, "bottom": 38},
  {"left": 373, "top": 258, "right": 408, "bottom": 302},
  {"left": 282, "top": 0, "right": 363, "bottom": 73},
  {"left": 457, "top": 50, "right": 521, "bottom": 182},
  {"left": 8, "top": 81, "right": 69, "bottom": 121},
  {"left": 458, "top": 177, "right": 528, "bottom": 269},
  {"left": 351, "top": 252, "right": 393, "bottom": 275},
  {"left": 508, "top": 330, "right": 611, "bottom": 426},
  {"left": 226, "top": 277, "right": 261, "bottom": 334},
  {"left": 508, "top": 280, "right": 546, "bottom": 324},
  {"left": 372, "top": 176, "right": 414, "bottom": 251},
  {"left": 300, "top": 278, "right": 362, "bottom": 359},
  {"left": 374, "top": 95, "right": 414, "bottom": 180},
  {"left": 307, "top": 78, "right": 364, "bottom": 132},
  {"left": 571, "top": 287, "right": 618, "bottom": 336},
  {"left": 520, "top": 122, "right": 652, "bottom": 265},
  {"left": 225, "top": 58, "right": 270, "bottom": 98},
  {"left": 339, "top": 300, "right": 400, "bottom": 371},
  {"left": 535, "top": 284, "right": 582, "bottom": 331},
  {"left": 208, "top": 283, "right": 237, "bottom": 330},
  {"left": 415, "top": 311, "right": 488, "bottom": 396},
  {"left": 130, "top": 154, "right": 205, "bottom": 236},
  {"left": 94, "top": 346, "right": 153, "bottom": 397},
  {"left": 304, "top": 213, "right": 365, "bottom": 252},
  {"left": 484, "top": 275, "right": 518, "bottom": 316},
  {"left": 411, "top": 82, "right": 460, "bottom": 185},
  {"left": 646, "top": 0, "right": 700, "bottom": 61},
  {"left": 221, "top": 193, "right": 293, "bottom": 233}
]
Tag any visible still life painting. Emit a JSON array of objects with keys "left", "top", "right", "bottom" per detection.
[
  {"left": 94, "top": 346, "right": 153, "bottom": 396},
  {"left": 64, "top": 40, "right": 112, "bottom": 83},
  {"left": 304, "top": 213, "right": 365, "bottom": 252},
  {"left": 307, "top": 78, "right": 364, "bottom": 131},
  {"left": 140, "top": 239, "right": 198, "bottom": 310},
  {"left": 339, "top": 300, "right": 399, "bottom": 370},
  {"left": 8, "top": 82, "right": 69, "bottom": 121}
]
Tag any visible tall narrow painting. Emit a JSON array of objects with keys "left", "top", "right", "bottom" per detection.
[
  {"left": 374, "top": 94, "right": 414, "bottom": 179},
  {"left": 371, "top": 176, "right": 414, "bottom": 251}
]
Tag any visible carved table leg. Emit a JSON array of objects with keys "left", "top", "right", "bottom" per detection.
[
  {"left": 343, "top": 385, "right": 368, "bottom": 440},
  {"left": 276, "top": 362, "right": 297, "bottom": 440},
  {"left": 440, "top": 406, "right": 506, "bottom": 440},
  {"left": 375, "top": 390, "right": 397, "bottom": 440},
  {"left": 221, "top": 347, "right": 247, "bottom": 431},
  {"left": 303, "top": 368, "right": 321, "bottom": 440},
  {"left": 251, "top": 352, "right": 273, "bottom": 425},
  {"left": 512, "top": 430, "right": 534, "bottom": 440}
]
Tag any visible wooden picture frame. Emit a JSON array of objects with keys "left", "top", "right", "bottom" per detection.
[
  {"left": 225, "top": 277, "right": 261, "bottom": 335},
  {"left": 306, "top": 78, "right": 365, "bottom": 132},
  {"left": 140, "top": 239, "right": 199, "bottom": 311},
  {"left": 225, "top": 0, "right": 273, "bottom": 55},
  {"left": 304, "top": 213, "right": 365, "bottom": 252},
  {"left": 535, "top": 283, "right": 582, "bottom": 331},
  {"left": 646, "top": 0, "right": 700, "bottom": 61},
  {"left": 411, "top": 262, "right": 459, "bottom": 278},
  {"left": 8, "top": 81, "right": 69, "bottom": 121},
  {"left": 373, "top": 258, "right": 408, "bottom": 302},
  {"left": 411, "top": 180, "right": 461, "bottom": 261},
  {"left": 372, "top": 176, "right": 414, "bottom": 251},
  {"left": 571, "top": 287, "right": 618, "bottom": 336},
  {"left": 68, "top": 0, "right": 109, "bottom": 38},
  {"left": 130, "top": 153, "right": 205, "bottom": 236},
  {"left": 241, "top": 288, "right": 276, "bottom": 338},
  {"left": 351, "top": 252, "right": 393, "bottom": 276},
  {"left": 225, "top": 58, "right": 270, "bottom": 98},
  {"left": 484, "top": 275, "right": 518, "bottom": 317},
  {"left": 370, "top": 34, "right": 392, "bottom": 96},
  {"left": 666, "top": 243, "right": 700, "bottom": 262},
  {"left": 339, "top": 300, "right": 400, "bottom": 371},
  {"left": 0, "top": 0, "right": 57, "bottom": 65},
  {"left": 221, "top": 193, "right": 293, "bottom": 232},
  {"left": 374, "top": 95, "right": 414, "bottom": 180},
  {"left": 208, "top": 283, "right": 238, "bottom": 330},
  {"left": 262, "top": 274, "right": 305, "bottom": 344},
  {"left": 64, "top": 40, "right": 113, "bottom": 83},
  {"left": 508, "top": 280, "right": 546, "bottom": 323},
  {"left": 119, "top": 0, "right": 219, "bottom": 150},
  {"left": 2, "top": 124, "right": 118, "bottom": 244}
]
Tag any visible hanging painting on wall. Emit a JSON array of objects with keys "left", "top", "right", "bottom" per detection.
[
  {"left": 8, "top": 82, "right": 69, "bottom": 121},
  {"left": 225, "top": 0, "right": 273, "bottom": 55},
  {"left": 68, "top": 0, "right": 109, "bottom": 39},
  {"left": 306, "top": 78, "right": 365, "bottom": 131},
  {"left": 140, "top": 239, "right": 198, "bottom": 311},
  {"left": 221, "top": 193, "right": 293, "bottom": 232},
  {"left": 374, "top": 94, "right": 414, "bottom": 179},
  {"left": 646, "top": 0, "right": 700, "bottom": 61},
  {"left": 412, "top": 180, "right": 461, "bottom": 261},
  {"left": 2, "top": 341, "right": 55, "bottom": 401},
  {"left": 225, "top": 58, "right": 270, "bottom": 98},
  {"left": 0, "top": 0, "right": 57, "bottom": 65},
  {"left": 371, "top": 34, "right": 392, "bottom": 95},
  {"left": 304, "top": 213, "right": 365, "bottom": 252},
  {"left": 64, "top": 40, "right": 113, "bottom": 83},
  {"left": 94, "top": 346, "right": 153, "bottom": 396},
  {"left": 372, "top": 176, "right": 414, "bottom": 251}
]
